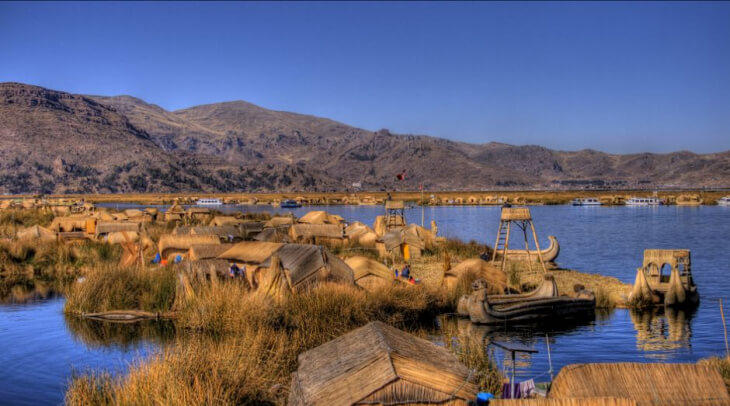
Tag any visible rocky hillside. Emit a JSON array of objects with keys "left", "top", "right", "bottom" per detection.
[{"left": 0, "top": 82, "right": 728, "bottom": 194}]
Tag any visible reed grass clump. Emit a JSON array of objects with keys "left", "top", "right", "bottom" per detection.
[
  {"left": 64, "top": 265, "right": 177, "bottom": 314},
  {"left": 594, "top": 286, "right": 616, "bottom": 309},
  {"left": 699, "top": 356, "right": 730, "bottom": 390}
]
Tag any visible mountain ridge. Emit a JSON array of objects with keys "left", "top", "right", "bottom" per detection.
[{"left": 1, "top": 82, "right": 728, "bottom": 194}]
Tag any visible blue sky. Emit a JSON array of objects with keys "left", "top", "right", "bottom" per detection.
[{"left": 1, "top": 1, "right": 729, "bottom": 153}]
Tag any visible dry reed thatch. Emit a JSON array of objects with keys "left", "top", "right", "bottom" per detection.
[
  {"left": 95, "top": 222, "right": 141, "bottom": 236},
  {"left": 345, "top": 256, "right": 394, "bottom": 291},
  {"left": 493, "top": 399, "right": 638, "bottom": 406},
  {"left": 105, "top": 231, "right": 140, "bottom": 245},
  {"left": 158, "top": 234, "right": 221, "bottom": 259},
  {"left": 188, "top": 244, "right": 233, "bottom": 261},
  {"left": 289, "top": 224, "right": 344, "bottom": 241},
  {"left": 443, "top": 258, "right": 507, "bottom": 291},
  {"left": 15, "top": 225, "right": 57, "bottom": 242},
  {"left": 254, "top": 227, "right": 291, "bottom": 243},
  {"left": 189, "top": 225, "right": 242, "bottom": 240},
  {"left": 289, "top": 320, "right": 477, "bottom": 406},
  {"left": 217, "top": 241, "right": 284, "bottom": 264},
  {"left": 264, "top": 216, "right": 294, "bottom": 228},
  {"left": 258, "top": 244, "right": 354, "bottom": 288},
  {"left": 298, "top": 210, "right": 343, "bottom": 225},
  {"left": 209, "top": 215, "right": 243, "bottom": 226},
  {"left": 548, "top": 363, "right": 730, "bottom": 406}
]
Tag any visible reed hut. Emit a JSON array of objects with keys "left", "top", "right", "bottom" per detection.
[
  {"left": 123, "top": 209, "right": 146, "bottom": 222},
  {"left": 298, "top": 210, "right": 344, "bottom": 225},
  {"left": 186, "top": 207, "right": 211, "bottom": 221},
  {"left": 164, "top": 203, "right": 185, "bottom": 222},
  {"left": 95, "top": 222, "right": 141, "bottom": 239},
  {"left": 492, "top": 399, "right": 638, "bottom": 406},
  {"left": 209, "top": 215, "right": 243, "bottom": 227},
  {"left": 548, "top": 363, "right": 730, "bottom": 406},
  {"left": 345, "top": 222, "right": 378, "bottom": 247},
  {"left": 187, "top": 259, "right": 230, "bottom": 280},
  {"left": 189, "top": 226, "right": 245, "bottom": 242},
  {"left": 264, "top": 216, "right": 295, "bottom": 228},
  {"left": 378, "top": 224, "right": 434, "bottom": 261},
  {"left": 0, "top": 200, "right": 12, "bottom": 210},
  {"left": 49, "top": 216, "right": 92, "bottom": 233},
  {"left": 105, "top": 231, "right": 140, "bottom": 244},
  {"left": 241, "top": 221, "right": 265, "bottom": 238},
  {"left": 345, "top": 256, "right": 394, "bottom": 291},
  {"left": 443, "top": 258, "right": 507, "bottom": 292},
  {"left": 144, "top": 207, "right": 159, "bottom": 221},
  {"left": 158, "top": 234, "right": 221, "bottom": 260},
  {"left": 188, "top": 243, "right": 233, "bottom": 261},
  {"left": 288, "top": 321, "right": 478, "bottom": 406},
  {"left": 16, "top": 225, "right": 57, "bottom": 242},
  {"left": 258, "top": 244, "right": 354, "bottom": 289},
  {"left": 254, "top": 227, "right": 291, "bottom": 243},
  {"left": 289, "top": 224, "right": 346, "bottom": 247},
  {"left": 217, "top": 241, "right": 285, "bottom": 265}
]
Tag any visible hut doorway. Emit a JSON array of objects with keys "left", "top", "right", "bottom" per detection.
[{"left": 660, "top": 263, "right": 672, "bottom": 283}]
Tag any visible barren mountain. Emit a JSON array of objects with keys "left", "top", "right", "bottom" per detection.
[{"left": 0, "top": 82, "right": 728, "bottom": 194}]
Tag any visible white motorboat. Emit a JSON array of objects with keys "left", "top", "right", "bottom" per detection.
[
  {"left": 571, "top": 198, "right": 602, "bottom": 206},
  {"left": 625, "top": 197, "right": 662, "bottom": 206},
  {"left": 195, "top": 198, "right": 223, "bottom": 205}
]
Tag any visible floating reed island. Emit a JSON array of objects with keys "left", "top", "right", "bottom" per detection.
[{"left": 2, "top": 198, "right": 725, "bottom": 405}]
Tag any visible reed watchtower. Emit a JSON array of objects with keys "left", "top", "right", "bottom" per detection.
[
  {"left": 491, "top": 207, "right": 548, "bottom": 273},
  {"left": 384, "top": 200, "right": 406, "bottom": 231}
]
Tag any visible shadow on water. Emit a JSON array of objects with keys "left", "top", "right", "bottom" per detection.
[
  {"left": 630, "top": 306, "right": 695, "bottom": 358},
  {"left": 64, "top": 315, "right": 177, "bottom": 351}
]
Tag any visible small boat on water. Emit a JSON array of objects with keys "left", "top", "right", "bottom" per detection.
[
  {"left": 625, "top": 197, "right": 663, "bottom": 206},
  {"left": 718, "top": 196, "right": 730, "bottom": 206},
  {"left": 457, "top": 274, "right": 595, "bottom": 325},
  {"left": 195, "top": 198, "right": 222, "bottom": 206},
  {"left": 571, "top": 197, "right": 602, "bottom": 206},
  {"left": 280, "top": 199, "right": 302, "bottom": 208},
  {"left": 629, "top": 249, "right": 699, "bottom": 308}
]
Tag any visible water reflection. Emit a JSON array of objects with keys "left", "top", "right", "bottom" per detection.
[
  {"left": 440, "top": 313, "right": 598, "bottom": 378},
  {"left": 64, "top": 315, "right": 177, "bottom": 350},
  {"left": 0, "top": 281, "right": 64, "bottom": 304},
  {"left": 630, "top": 307, "right": 694, "bottom": 358}
]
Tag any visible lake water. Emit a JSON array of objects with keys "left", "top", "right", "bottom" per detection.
[{"left": 2, "top": 204, "right": 730, "bottom": 404}]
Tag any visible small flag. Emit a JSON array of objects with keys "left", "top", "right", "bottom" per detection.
[{"left": 396, "top": 169, "right": 407, "bottom": 181}]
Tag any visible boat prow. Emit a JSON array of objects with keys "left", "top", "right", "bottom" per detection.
[{"left": 495, "top": 235, "right": 560, "bottom": 263}]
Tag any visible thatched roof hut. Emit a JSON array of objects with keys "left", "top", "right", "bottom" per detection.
[
  {"left": 188, "top": 243, "right": 233, "bottom": 261},
  {"left": 492, "top": 399, "right": 638, "bottom": 406},
  {"left": 345, "top": 222, "right": 379, "bottom": 247},
  {"left": 187, "top": 259, "right": 231, "bottom": 280},
  {"left": 95, "top": 222, "right": 141, "bottom": 237},
  {"left": 288, "top": 321, "right": 478, "bottom": 406},
  {"left": 264, "top": 216, "right": 295, "bottom": 228},
  {"left": 443, "top": 258, "right": 507, "bottom": 292},
  {"left": 548, "top": 363, "right": 730, "bottom": 406},
  {"left": 378, "top": 224, "right": 435, "bottom": 260},
  {"left": 289, "top": 224, "right": 345, "bottom": 246},
  {"left": 217, "top": 241, "right": 284, "bottom": 264},
  {"left": 345, "top": 256, "right": 394, "bottom": 291},
  {"left": 186, "top": 207, "right": 211, "bottom": 220},
  {"left": 298, "top": 210, "right": 344, "bottom": 225},
  {"left": 189, "top": 226, "right": 244, "bottom": 241},
  {"left": 158, "top": 234, "right": 221, "bottom": 259},
  {"left": 49, "top": 216, "right": 92, "bottom": 232},
  {"left": 105, "top": 231, "right": 139, "bottom": 244},
  {"left": 16, "top": 225, "right": 56, "bottom": 242},
  {"left": 254, "top": 227, "right": 291, "bottom": 243},
  {"left": 209, "top": 216, "right": 243, "bottom": 227},
  {"left": 258, "top": 244, "right": 354, "bottom": 288}
]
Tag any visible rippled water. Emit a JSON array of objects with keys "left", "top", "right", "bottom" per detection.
[{"left": 2, "top": 204, "right": 729, "bottom": 404}]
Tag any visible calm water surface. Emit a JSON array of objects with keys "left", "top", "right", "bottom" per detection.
[{"left": 2, "top": 204, "right": 729, "bottom": 404}]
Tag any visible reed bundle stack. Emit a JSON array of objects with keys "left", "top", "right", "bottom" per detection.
[
  {"left": 289, "top": 224, "right": 345, "bottom": 247},
  {"left": 187, "top": 243, "right": 233, "bottom": 261},
  {"left": 345, "top": 221, "right": 378, "bottom": 247},
  {"left": 548, "top": 363, "right": 730, "bottom": 406},
  {"left": 288, "top": 321, "right": 477, "bottom": 406}
]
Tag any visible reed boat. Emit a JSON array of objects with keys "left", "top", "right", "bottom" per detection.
[
  {"left": 494, "top": 235, "right": 560, "bottom": 262},
  {"left": 629, "top": 249, "right": 699, "bottom": 308},
  {"left": 457, "top": 274, "right": 595, "bottom": 325}
]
